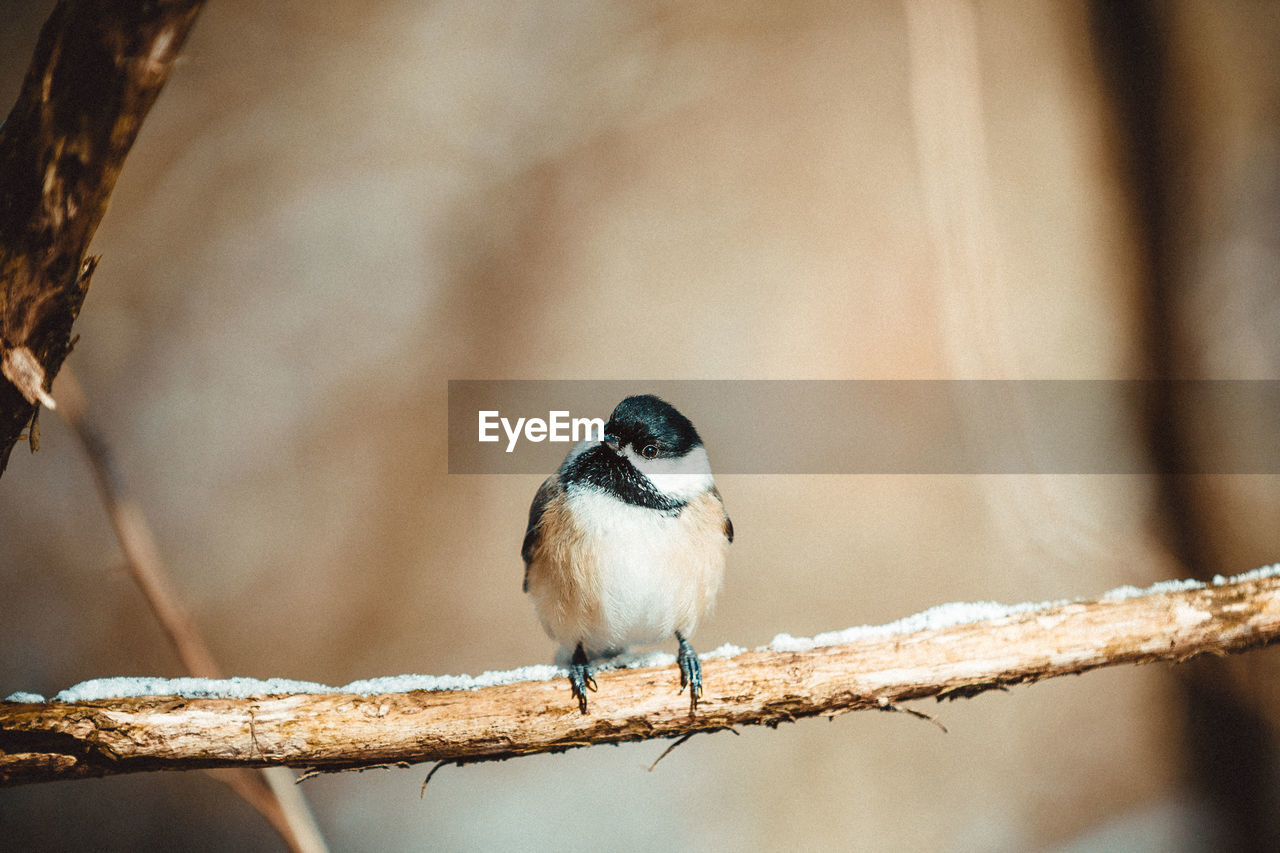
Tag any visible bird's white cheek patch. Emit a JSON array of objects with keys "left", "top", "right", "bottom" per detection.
[{"left": 627, "top": 445, "right": 714, "bottom": 502}]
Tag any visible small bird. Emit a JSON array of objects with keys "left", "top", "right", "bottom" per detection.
[{"left": 522, "top": 394, "right": 732, "bottom": 714}]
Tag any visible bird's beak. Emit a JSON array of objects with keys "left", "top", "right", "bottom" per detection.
[{"left": 603, "top": 434, "right": 622, "bottom": 454}]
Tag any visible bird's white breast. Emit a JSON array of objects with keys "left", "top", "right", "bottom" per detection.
[{"left": 526, "top": 484, "right": 728, "bottom": 656}]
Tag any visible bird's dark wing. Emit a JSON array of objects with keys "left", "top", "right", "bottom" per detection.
[
  {"left": 711, "top": 485, "right": 733, "bottom": 543},
  {"left": 522, "top": 476, "right": 561, "bottom": 591}
]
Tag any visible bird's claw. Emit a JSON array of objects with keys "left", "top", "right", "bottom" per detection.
[
  {"left": 676, "top": 633, "right": 703, "bottom": 714},
  {"left": 569, "top": 644, "right": 597, "bottom": 714},
  {"left": 569, "top": 664, "right": 597, "bottom": 714}
]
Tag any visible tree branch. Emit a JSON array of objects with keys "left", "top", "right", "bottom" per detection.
[
  {"left": 53, "top": 368, "right": 327, "bottom": 853},
  {"left": 0, "top": 0, "right": 204, "bottom": 475},
  {"left": 4, "top": 567, "right": 1278, "bottom": 787}
]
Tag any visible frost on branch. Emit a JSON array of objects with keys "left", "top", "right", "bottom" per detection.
[{"left": 2, "top": 565, "right": 1278, "bottom": 787}]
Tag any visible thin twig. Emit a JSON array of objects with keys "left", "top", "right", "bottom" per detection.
[
  {"left": 298, "top": 762, "right": 410, "bottom": 785},
  {"left": 646, "top": 732, "right": 697, "bottom": 772},
  {"left": 53, "top": 367, "right": 328, "bottom": 853},
  {"left": 645, "top": 725, "right": 742, "bottom": 772},
  {"left": 56, "top": 369, "right": 219, "bottom": 678},
  {"left": 874, "top": 696, "right": 948, "bottom": 734},
  {"left": 420, "top": 760, "right": 452, "bottom": 797}
]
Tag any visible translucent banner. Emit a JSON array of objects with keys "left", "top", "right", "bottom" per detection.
[{"left": 447, "top": 380, "right": 1280, "bottom": 475}]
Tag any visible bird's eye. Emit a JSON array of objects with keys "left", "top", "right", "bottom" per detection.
[{"left": 641, "top": 445, "right": 659, "bottom": 459}]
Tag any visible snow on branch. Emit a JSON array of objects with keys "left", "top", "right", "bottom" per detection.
[{"left": 3, "top": 566, "right": 1279, "bottom": 787}]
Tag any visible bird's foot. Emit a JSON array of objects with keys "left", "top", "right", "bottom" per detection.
[
  {"left": 569, "top": 643, "right": 597, "bottom": 714},
  {"left": 676, "top": 632, "right": 702, "bottom": 714}
]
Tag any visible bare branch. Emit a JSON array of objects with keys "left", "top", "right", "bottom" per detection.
[
  {"left": 57, "top": 369, "right": 222, "bottom": 679},
  {"left": 0, "top": 0, "right": 203, "bottom": 474},
  {"left": 54, "top": 368, "right": 327, "bottom": 853},
  {"left": 0, "top": 4, "right": 328, "bottom": 845},
  {"left": 4, "top": 569, "right": 1278, "bottom": 786}
]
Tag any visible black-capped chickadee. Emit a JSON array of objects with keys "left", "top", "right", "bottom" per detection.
[{"left": 522, "top": 394, "right": 733, "bottom": 714}]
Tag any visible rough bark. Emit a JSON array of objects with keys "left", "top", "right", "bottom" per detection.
[
  {"left": 4, "top": 571, "right": 1278, "bottom": 787},
  {"left": 0, "top": 0, "right": 204, "bottom": 474}
]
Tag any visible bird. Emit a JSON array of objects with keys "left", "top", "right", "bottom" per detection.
[{"left": 521, "top": 394, "right": 732, "bottom": 714}]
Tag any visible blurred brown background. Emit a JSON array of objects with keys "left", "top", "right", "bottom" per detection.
[{"left": 2, "top": 1, "right": 1278, "bottom": 850}]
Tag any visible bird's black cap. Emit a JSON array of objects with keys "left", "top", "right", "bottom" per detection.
[{"left": 605, "top": 395, "right": 702, "bottom": 456}]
